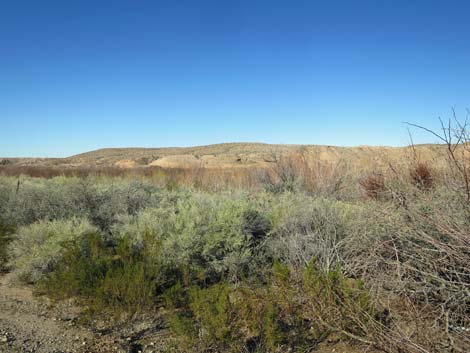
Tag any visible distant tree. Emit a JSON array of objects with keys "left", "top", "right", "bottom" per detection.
[{"left": 0, "top": 159, "right": 12, "bottom": 166}]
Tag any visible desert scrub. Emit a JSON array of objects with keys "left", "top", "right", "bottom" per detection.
[
  {"left": 0, "top": 176, "right": 165, "bottom": 230},
  {"left": 8, "top": 218, "right": 98, "bottom": 283},
  {"left": 2, "top": 174, "right": 468, "bottom": 351},
  {"left": 264, "top": 192, "right": 363, "bottom": 271},
  {"left": 39, "top": 232, "right": 170, "bottom": 314},
  {"left": 67, "top": 178, "right": 165, "bottom": 231},
  {"left": 342, "top": 187, "right": 470, "bottom": 351},
  {"left": 113, "top": 191, "right": 267, "bottom": 285},
  {"left": 2, "top": 176, "right": 88, "bottom": 226},
  {"left": 161, "top": 193, "right": 256, "bottom": 283},
  {"left": 0, "top": 222, "right": 14, "bottom": 272},
  {"left": 34, "top": 190, "right": 275, "bottom": 314},
  {"left": 167, "top": 261, "right": 378, "bottom": 353},
  {"left": 0, "top": 180, "right": 15, "bottom": 269}
]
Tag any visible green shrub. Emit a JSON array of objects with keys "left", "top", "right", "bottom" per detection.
[
  {"left": 0, "top": 176, "right": 164, "bottom": 231},
  {"left": 116, "top": 192, "right": 259, "bottom": 285},
  {"left": 39, "top": 231, "right": 173, "bottom": 314},
  {"left": 8, "top": 218, "right": 98, "bottom": 283},
  {"left": 41, "top": 232, "right": 109, "bottom": 297},
  {"left": 0, "top": 222, "right": 14, "bottom": 272},
  {"left": 0, "top": 159, "right": 12, "bottom": 166},
  {"left": 3, "top": 177, "right": 88, "bottom": 226},
  {"left": 68, "top": 178, "right": 164, "bottom": 231},
  {"left": 167, "top": 261, "right": 377, "bottom": 353}
]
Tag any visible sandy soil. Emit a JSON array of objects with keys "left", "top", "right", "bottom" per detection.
[{"left": 0, "top": 274, "right": 169, "bottom": 353}]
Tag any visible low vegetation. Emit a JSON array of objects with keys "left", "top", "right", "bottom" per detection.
[{"left": 0, "top": 122, "right": 469, "bottom": 352}]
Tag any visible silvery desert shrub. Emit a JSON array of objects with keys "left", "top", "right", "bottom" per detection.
[
  {"left": 111, "top": 190, "right": 277, "bottom": 284},
  {"left": 8, "top": 218, "right": 98, "bottom": 283},
  {"left": 0, "top": 176, "right": 165, "bottom": 231},
  {"left": 264, "top": 192, "right": 361, "bottom": 271}
]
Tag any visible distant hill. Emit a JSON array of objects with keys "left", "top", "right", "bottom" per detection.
[{"left": 1, "top": 143, "right": 448, "bottom": 170}]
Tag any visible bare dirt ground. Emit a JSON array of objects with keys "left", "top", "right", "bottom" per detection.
[{"left": 0, "top": 274, "right": 169, "bottom": 353}]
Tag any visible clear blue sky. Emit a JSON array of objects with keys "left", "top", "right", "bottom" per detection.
[{"left": 2, "top": 0, "right": 470, "bottom": 157}]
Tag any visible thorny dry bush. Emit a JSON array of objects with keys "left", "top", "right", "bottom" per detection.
[
  {"left": 359, "top": 172, "right": 386, "bottom": 199},
  {"left": 342, "top": 195, "right": 470, "bottom": 352},
  {"left": 260, "top": 150, "right": 353, "bottom": 197},
  {"left": 409, "top": 162, "right": 434, "bottom": 189},
  {"left": 341, "top": 115, "right": 470, "bottom": 352}
]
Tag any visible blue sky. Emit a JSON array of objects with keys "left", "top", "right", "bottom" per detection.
[{"left": 1, "top": 0, "right": 470, "bottom": 157}]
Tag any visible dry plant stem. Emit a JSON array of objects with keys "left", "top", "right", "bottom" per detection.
[{"left": 405, "top": 110, "right": 470, "bottom": 201}]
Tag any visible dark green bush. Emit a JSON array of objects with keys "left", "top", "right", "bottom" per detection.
[
  {"left": 242, "top": 208, "right": 271, "bottom": 245},
  {"left": 39, "top": 232, "right": 174, "bottom": 314},
  {"left": 166, "top": 261, "right": 378, "bottom": 353},
  {"left": 0, "top": 222, "right": 14, "bottom": 272}
]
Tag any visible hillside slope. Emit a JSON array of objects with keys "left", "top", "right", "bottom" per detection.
[{"left": 2, "top": 143, "right": 447, "bottom": 169}]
